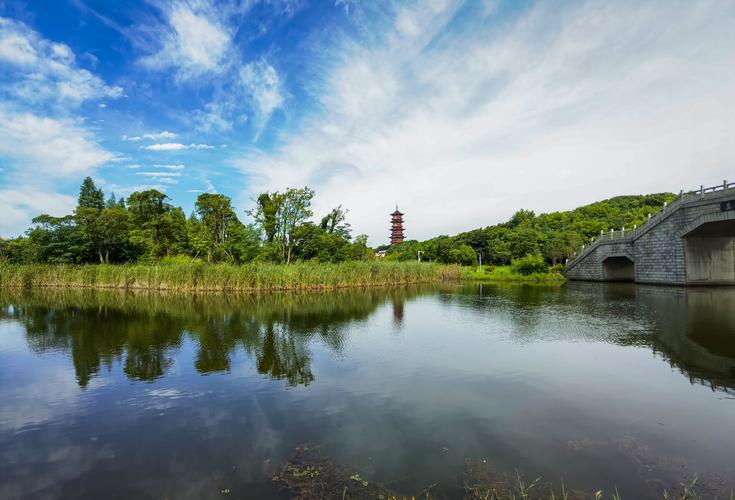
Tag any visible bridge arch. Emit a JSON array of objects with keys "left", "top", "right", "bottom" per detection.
[
  {"left": 680, "top": 212, "right": 735, "bottom": 285},
  {"left": 602, "top": 255, "right": 635, "bottom": 282}
]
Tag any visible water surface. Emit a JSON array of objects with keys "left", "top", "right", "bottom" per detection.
[{"left": 0, "top": 283, "right": 733, "bottom": 499}]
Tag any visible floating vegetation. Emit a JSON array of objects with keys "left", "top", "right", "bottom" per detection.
[
  {"left": 272, "top": 445, "right": 396, "bottom": 500},
  {"left": 273, "top": 445, "right": 733, "bottom": 500}
]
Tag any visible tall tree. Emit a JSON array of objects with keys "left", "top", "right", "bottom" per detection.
[
  {"left": 320, "top": 205, "right": 351, "bottom": 239},
  {"left": 249, "top": 193, "right": 283, "bottom": 243},
  {"left": 77, "top": 177, "right": 105, "bottom": 210},
  {"left": 126, "top": 190, "right": 183, "bottom": 260},
  {"left": 277, "top": 187, "right": 314, "bottom": 264},
  {"left": 195, "top": 193, "right": 238, "bottom": 262}
]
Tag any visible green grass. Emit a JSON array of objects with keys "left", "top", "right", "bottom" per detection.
[
  {"left": 460, "top": 265, "right": 566, "bottom": 284},
  {"left": 0, "top": 261, "right": 460, "bottom": 292}
]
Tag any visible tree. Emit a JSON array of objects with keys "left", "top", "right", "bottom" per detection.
[
  {"left": 250, "top": 193, "right": 283, "bottom": 243},
  {"left": 543, "top": 231, "right": 583, "bottom": 265},
  {"left": 77, "top": 177, "right": 104, "bottom": 210},
  {"left": 127, "top": 190, "right": 184, "bottom": 260},
  {"left": 94, "top": 207, "right": 130, "bottom": 263},
  {"left": 27, "top": 214, "right": 87, "bottom": 263},
  {"left": 195, "top": 193, "right": 238, "bottom": 262},
  {"left": 320, "top": 205, "right": 351, "bottom": 239},
  {"left": 278, "top": 188, "right": 314, "bottom": 264},
  {"left": 225, "top": 223, "right": 261, "bottom": 263},
  {"left": 448, "top": 244, "right": 477, "bottom": 266},
  {"left": 250, "top": 187, "right": 315, "bottom": 264},
  {"left": 508, "top": 209, "right": 535, "bottom": 228}
]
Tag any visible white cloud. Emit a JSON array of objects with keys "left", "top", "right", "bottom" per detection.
[
  {"left": 142, "top": 142, "right": 186, "bottom": 151},
  {"left": 0, "top": 189, "right": 77, "bottom": 236},
  {"left": 140, "top": 2, "right": 232, "bottom": 80},
  {"left": 0, "top": 109, "right": 114, "bottom": 178},
  {"left": 237, "top": 0, "right": 735, "bottom": 244},
  {"left": 122, "top": 130, "right": 178, "bottom": 141},
  {"left": 136, "top": 171, "right": 182, "bottom": 177},
  {"left": 152, "top": 163, "right": 185, "bottom": 170},
  {"left": 142, "top": 142, "right": 213, "bottom": 151},
  {"left": 0, "top": 17, "right": 122, "bottom": 107},
  {"left": 240, "top": 58, "right": 284, "bottom": 138},
  {"left": 103, "top": 183, "right": 169, "bottom": 195}
]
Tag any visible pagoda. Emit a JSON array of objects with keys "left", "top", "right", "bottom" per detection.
[{"left": 390, "top": 206, "right": 405, "bottom": 245}]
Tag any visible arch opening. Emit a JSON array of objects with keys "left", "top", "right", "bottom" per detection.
[
  {"left": 683, "top": 220, "right": 735, "bottom": 285},
  {"left": 602, "top": 256, "right": 635, "bottom": 282}
]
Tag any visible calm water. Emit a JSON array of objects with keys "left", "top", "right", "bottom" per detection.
[{"left": 0, "top": 283, "right": 733, "bottom": 499}]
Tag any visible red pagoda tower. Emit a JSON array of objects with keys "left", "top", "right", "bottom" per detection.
[{"left": 390, "top": 206, "right": 405, "bottom": 245}]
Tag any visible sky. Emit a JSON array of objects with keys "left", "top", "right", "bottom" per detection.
[{"left": 0, "top": 0, "right": 733, "bottom": 244}]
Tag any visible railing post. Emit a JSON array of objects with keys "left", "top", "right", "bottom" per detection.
[
  {"left": 648, "top": 213, "right": 651, "bottom": 220},
  {"left": 700, "top": 185, "right": 704, "bottom": 198},
  {"left": 621, "top": 226, "right": 625, "bottom": 236}
]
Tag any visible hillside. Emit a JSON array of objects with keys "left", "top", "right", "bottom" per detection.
[{"left": 385, "top": 192, "right": 678, "bottom": 265}]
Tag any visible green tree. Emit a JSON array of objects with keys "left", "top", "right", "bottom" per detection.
[
  {"left": 320, "top": 205, "right": 351, "bottom": 239},
  {"left": 250, "top": 192, "right": 283, "bottom": 244},
  {"left": 252, "top": 187, "right": 315, "bottom": 264},
  {"left": 77, "top": 177, "right": 105, "bottom": 210},
  {"left": 27, "top": 214, "right": 87, "bottom": 263},
  {"left": 448, "top": 244, "right": 477, "bottom": 266},
  {"left": 195, "top": 193, "right": 238, "bottom": 262},
  {"left": 127, "top": 190, "right": 184, "bottom": 260}
]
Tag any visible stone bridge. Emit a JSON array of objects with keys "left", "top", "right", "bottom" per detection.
[{"left": 564, "top": 181, "right": 735, "bottom": 285}]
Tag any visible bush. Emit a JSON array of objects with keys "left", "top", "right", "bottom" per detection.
[{"left": 510, "top": 254, "right": 549, "bottom": 275}]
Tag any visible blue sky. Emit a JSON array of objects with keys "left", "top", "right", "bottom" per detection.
[{"left": 1, "top": 0, "right": 733, "bottom": 243}]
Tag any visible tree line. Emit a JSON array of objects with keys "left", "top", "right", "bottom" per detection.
[
  {"left": 0, "top": 177, "right": 676, "bottom": 267},
  {"left": 381, "top": 192, "right": 676, "bottom": 267},
  {"left": 0, "top": 178, "right": 372, "bottom": 265}
]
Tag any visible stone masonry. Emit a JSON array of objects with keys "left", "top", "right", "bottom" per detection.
[{"left": 564, "top": 184, "right": 735, "bottom": 285}]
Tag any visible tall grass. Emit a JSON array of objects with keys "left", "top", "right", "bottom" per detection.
[
  {"left": 0, "top": 261, "right": 460, "bottom": 292},
  {"left": 460, "top": 265, "right": 566, "bottom": 284}
]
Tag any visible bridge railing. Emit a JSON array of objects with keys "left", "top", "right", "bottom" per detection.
[{"left": 565, "top": 179, "right": 733, "bottom": 269}]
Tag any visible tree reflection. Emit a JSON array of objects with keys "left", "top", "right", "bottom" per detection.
[{"left": 0, "top": 286, "right": 431, "bottom": 387}]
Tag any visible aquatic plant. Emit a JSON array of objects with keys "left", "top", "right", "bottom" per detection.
[{"left": 0, "top": 261, "right": 460, "bottom": 291}]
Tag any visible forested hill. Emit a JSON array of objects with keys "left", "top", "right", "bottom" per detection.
[{"left": 384, "top": 192, "right": 677, "bottom": 266}]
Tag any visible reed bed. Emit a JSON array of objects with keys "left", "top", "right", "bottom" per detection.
[{"left": 0, "top": 261, "right": 460, "bottom": 292}]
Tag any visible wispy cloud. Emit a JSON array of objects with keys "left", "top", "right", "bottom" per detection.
[
  {"left": 122, "top": 131, "right": 177, "bottom": 141},
  {"left": 152, "top": 163, "right": 185, "bottom": 170},
  {"left": 0, "top": 109, "right": 113, "bottom": 178},
  {"left": 142, "top": 143, "right": 214, "bottom": 151},
  {"left": 237, "top": 0, "right": 735, "bottom": 244},
  {"left": 136, "top": 171, "right": 182, "bottom": 177},
  {"left": 139, "top": 2, "right": 232, "bottom": 80},
  {"left": 240, "top": 58, "right": 284, "bottom": 139}
]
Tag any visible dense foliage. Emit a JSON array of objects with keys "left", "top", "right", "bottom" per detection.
[
  {"left": 0, "top": 178, "right": 372, "bottom": 265},
  {"left": 383, "top": 192, "right": 676, "bottom": 266},
  {"left": 0, "top": 177, "right": 676, "bottom": 269}
]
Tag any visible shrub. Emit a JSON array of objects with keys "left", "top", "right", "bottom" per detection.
[{"left": 511, "top": 254, "right": 549, "bottom": 275}]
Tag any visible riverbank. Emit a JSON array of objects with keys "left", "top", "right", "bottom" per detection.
[
  {"left": 460, "top": 265, "right": 566, "bottom": 283},
  {"left": 0, "top": 261, "right": 460, "bottom": 292}
]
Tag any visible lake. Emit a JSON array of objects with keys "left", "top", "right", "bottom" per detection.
[{"left": 0, "top": 283, "right": 733, "bottom": 499}]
